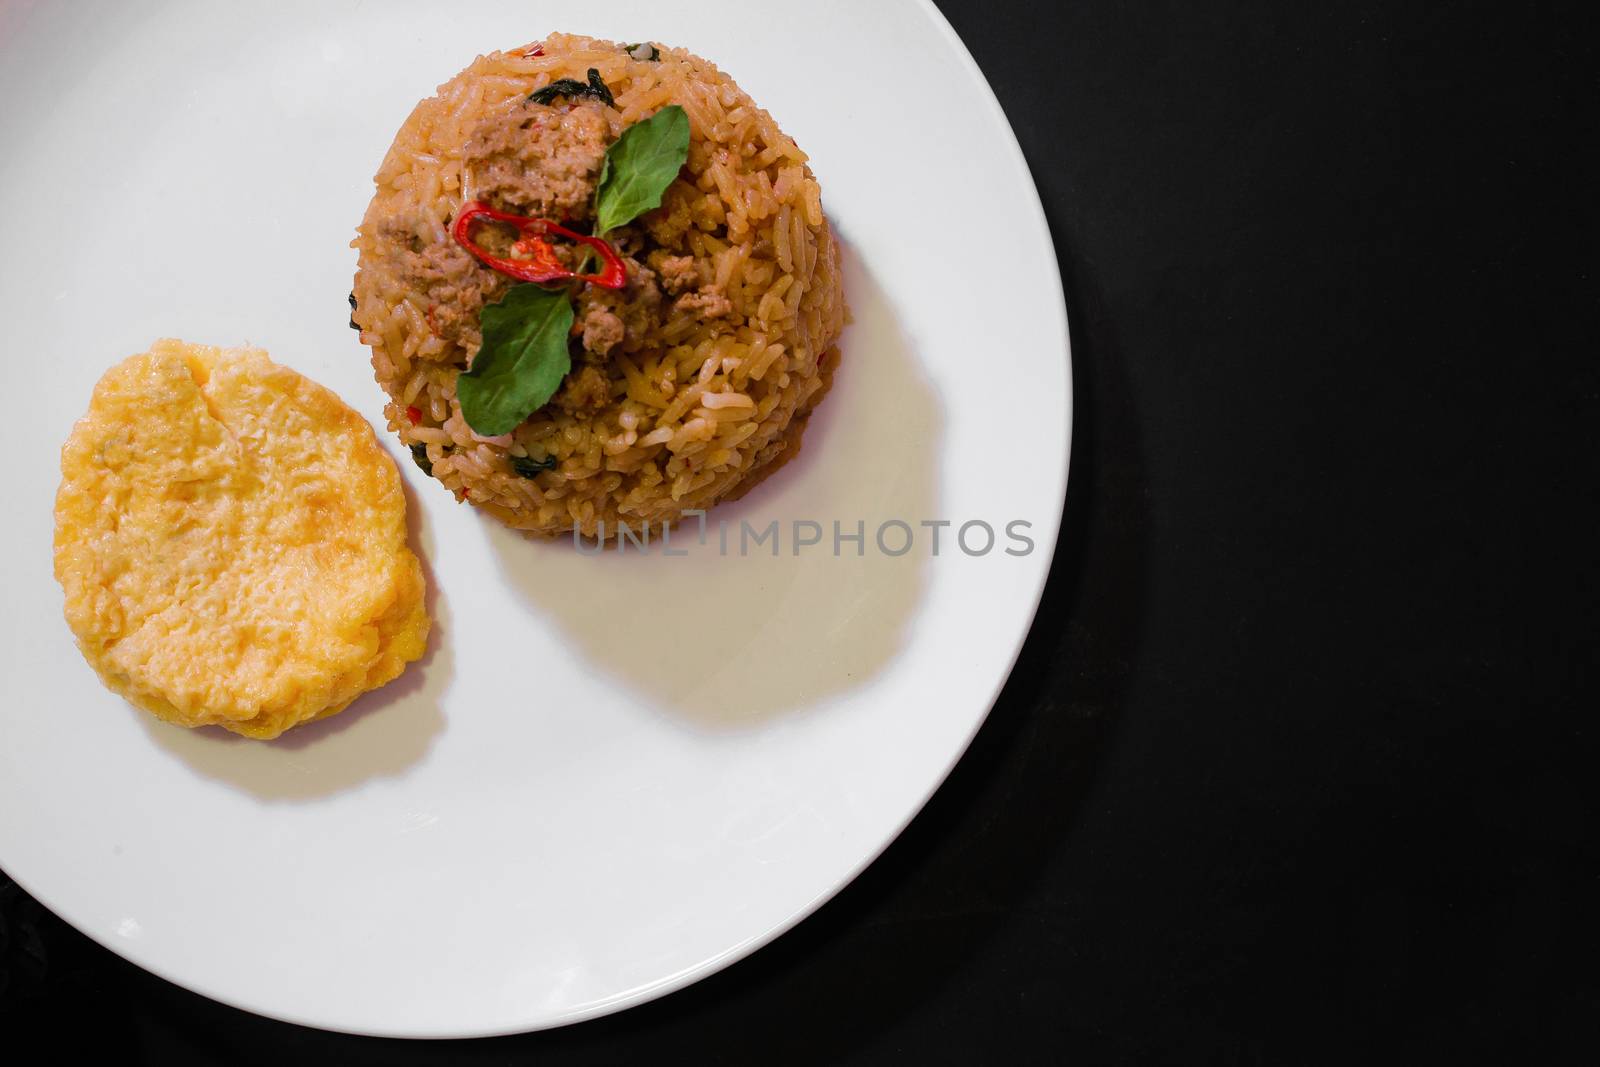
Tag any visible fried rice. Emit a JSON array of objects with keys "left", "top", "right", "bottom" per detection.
[{"left": 351, "top": 32, "right": 846, "bottom": 537}]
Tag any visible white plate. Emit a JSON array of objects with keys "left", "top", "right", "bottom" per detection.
[{"left": 0, "top": 0, "right": 1068, "bottom": 1038}]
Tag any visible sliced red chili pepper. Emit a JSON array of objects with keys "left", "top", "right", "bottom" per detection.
[
  {"left": 451, "top": 200, "right": 626, "bottom": 290},
  {"left": 405, "top": 405, "right": 423, "bottom": 425}
]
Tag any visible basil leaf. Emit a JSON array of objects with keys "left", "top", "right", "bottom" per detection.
[
  {"left": 457, "top": 285, "right": 575, "bottom": 436},
  {"left": 593, "top": 105, "right": 690, "bottom": 235},
  {"left": 510, "top": 454, "right": 558, "bottom": 477},
  {"left": 528, "top": 68, "right": 615, "bottom": 107},
  {"left": 409, "top": 443, "right": 433, "bottom": 476},
  {"left": 586, "top": 68, "right": 616, "bottom": 106},
  {"left": 529, "top": 78, "right": 589, "bottom": 105}
]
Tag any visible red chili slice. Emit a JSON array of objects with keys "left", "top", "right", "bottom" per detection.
[{"left": 451, "top": 200, "right": 626, "bottom": 290}]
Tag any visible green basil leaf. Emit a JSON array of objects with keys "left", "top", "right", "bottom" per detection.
[
  {"left": 585, "top": 68, "right": 616, "bottom": 106},
  {"left": 457, "top": 285, "right": 575, "bottom": 436},
  {"left": 510, "top": 454, "right": 558, "bottom": 477},
  {"left": 528, "top": 68, "right": 615, "bottom": 106},
  {"left": 593, "top": 105, "right": 690, "bottom": 235},
  {"left": 409, "top": 443, "right": 433, "bottom": 476}
]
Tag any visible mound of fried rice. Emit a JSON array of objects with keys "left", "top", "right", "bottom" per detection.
[{"left": 352, "top": 33, "right": 845, "bottom": 537}]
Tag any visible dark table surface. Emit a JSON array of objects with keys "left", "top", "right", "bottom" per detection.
[{"left": 3, "top": 2, "right": 1594, "bottom": 1062}]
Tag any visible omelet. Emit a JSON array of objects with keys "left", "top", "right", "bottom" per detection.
[{"left": 53, "top": 339, "right": 430, "bottom": 739}]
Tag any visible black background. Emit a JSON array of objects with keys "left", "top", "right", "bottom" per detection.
[{"left": 3, "top": 2, "right": 1595, "bottom": 1063}]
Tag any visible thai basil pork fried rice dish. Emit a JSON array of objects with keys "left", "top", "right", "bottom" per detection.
[{"left": 352, "top": 33, "right": 847, "bottom": 537}]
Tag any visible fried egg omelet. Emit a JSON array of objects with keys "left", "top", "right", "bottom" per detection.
[{"left": 53, "top": 340, "right": 429, "bottom": 739}]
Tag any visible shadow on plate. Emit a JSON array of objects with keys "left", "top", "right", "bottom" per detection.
[
  {"left": 470, "top": 206, "right": 1148, "bottom": 1062},
  {"left": 488, "top": 242, "right": 942, "bottom": 730},
  {"left": 141, "top": 477, "right": 452, "bottom": 801}
]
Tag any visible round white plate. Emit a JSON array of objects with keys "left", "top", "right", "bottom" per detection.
[{"left": 0, "top": 0, "right": 1068, "bottom": 1038}]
